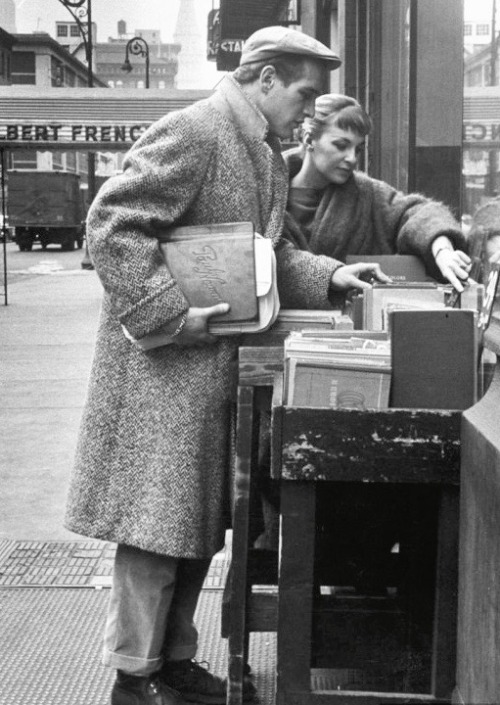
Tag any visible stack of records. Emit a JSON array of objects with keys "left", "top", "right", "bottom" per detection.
[{"left": 283, "top": 331, "right": 391, "bottom": 410}]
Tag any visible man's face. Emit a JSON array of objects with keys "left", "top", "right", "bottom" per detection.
[{"left": 262, "top": 60, "right": 325, "bottom": 140}]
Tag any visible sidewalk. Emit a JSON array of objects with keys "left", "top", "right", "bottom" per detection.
[
  {"left": 0, "top": 269, "right": 276, "bottom": 705},
  {"left": 1, "top": 268, "right": 102, "bottom": 541}
]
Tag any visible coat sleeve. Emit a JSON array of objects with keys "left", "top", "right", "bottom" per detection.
[
  {"left": 275, "top": 212, "right": 344, "bottom": 309},
  {"left": 86, "top": 108, "right": 217, "bottom": 339},
  {"left": 368, "top": 177, "right": 467, "bottom": 280}
]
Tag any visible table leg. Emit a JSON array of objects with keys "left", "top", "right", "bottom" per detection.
[
  {"left": 227, "top": 385, "right": 255, "bottom": 705},
  {"left": 431, "top": 485, "right": 459, "bottom": 699},
  {"left": 277, "top": 481, "right": 316, "bottom": 705}
]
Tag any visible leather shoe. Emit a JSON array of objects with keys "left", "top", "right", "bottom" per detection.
[
  {"left": 160, "top": 659, "right": 257, "bottom": 704},
  {"left": 111, "top": 670, "right": 187, "bottom": 705}
]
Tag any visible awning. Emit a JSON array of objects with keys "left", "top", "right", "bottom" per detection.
[{"left": 0, "top": 86, "right": 212, "bottom": 150}]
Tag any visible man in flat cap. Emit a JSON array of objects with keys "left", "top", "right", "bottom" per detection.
[{"left": 65, "top": 25, "right": 340, "bottom": 705}]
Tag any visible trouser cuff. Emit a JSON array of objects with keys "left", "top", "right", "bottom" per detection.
[{"left": 103, "top": 647, "right": 162, "bottom": 677}]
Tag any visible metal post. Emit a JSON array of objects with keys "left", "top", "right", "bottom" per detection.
[
  {"left": 1, "top": 148, "right": 8, "bottom": 306},
  {"left": 56, "top": 0, "right": 95, "bottom": 269}
]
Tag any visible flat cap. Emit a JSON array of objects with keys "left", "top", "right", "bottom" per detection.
[{"left": 240, "top": 25, "right": 341, "bottom": 70}]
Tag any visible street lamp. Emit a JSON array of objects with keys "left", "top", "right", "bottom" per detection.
[
  {"left": 56, "top": 0, "right": 95, "bottom": 269},
  {"left": 122, "top": 37, "right": 150, "bottom": 88}
]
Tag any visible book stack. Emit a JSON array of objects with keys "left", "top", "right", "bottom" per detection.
[
  {"left": 345, "top": 254, "right": 430, "bottom": 283},
  {"left": 362, "top": 283, "right": 449, "bottom": 330},
  {"left": 131, "top": 222, "right": 279, "bottom": 350},
  {"left": 284, "top": 331, "right": 391, "bottom": 410},
  {"left": 270, "top": 308, "right": 354, "bottom": 333}
]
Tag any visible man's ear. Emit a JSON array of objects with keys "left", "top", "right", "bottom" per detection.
[{"left": 260, "top": 65, "right": 277, "bottom": 93}]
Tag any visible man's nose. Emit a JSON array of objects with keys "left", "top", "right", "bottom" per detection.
[{"left": 303, "top": 97, "right": 316, "bottom": 118}]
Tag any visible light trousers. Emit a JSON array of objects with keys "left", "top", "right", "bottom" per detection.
[{"left": 103, "top": 543, "right": 211, "bottom": 676}]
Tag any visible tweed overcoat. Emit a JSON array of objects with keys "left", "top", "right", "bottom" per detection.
[
  {"left": 276, "top": 147, "right": 467, "bottom": 309},
  {"left": 65, "top": 76, "right": 289, "bottom": 558}
]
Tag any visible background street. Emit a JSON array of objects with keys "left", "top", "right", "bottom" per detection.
[{"left": 1, "top": 241, "right": 102, "bottom": 541}]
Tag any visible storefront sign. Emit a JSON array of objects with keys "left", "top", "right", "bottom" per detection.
[
  {"left": 463, "top": 122, "right": 500, "bottom": 144},
  {"left": 0, "top": 122, "right": 151, "bottom": 147}
]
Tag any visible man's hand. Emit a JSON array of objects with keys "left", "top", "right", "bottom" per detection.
[
  {"left": 172, "top": 303, "right": 230, "bottom": 346},
  {"left": 434, "top": 248, "right": 472, "bottom": 293},
  {"left": 330, "top": 263, "right": 392, "bottom": 292}
]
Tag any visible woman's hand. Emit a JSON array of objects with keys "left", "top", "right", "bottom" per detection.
[
  {"left": 330, "top": 263, "right": 392, "bottom": 291},
  {"left": 434, "top": 248, "right": 472, "bottom": 293},
  {"left": 171, "top": 303, "right": 230, "bottom": 346}
]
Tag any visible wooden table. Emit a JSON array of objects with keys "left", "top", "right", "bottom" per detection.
[{"left": 226, "top": 341, "right": 462, "bottom": 705}]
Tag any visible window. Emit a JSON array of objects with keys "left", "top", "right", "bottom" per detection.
[
  {"left": 11, "top": 51, "right": 36, "bottom": 84},
  {"left": 66, "top": 152, "right": 77, "bottom": 172},
  {"left": 53, "top": 151, "right": 64, "bottom": 171},
  {"left": 70, "top": 25, "right": 80, "bottom": 37},
  {"left": 57, "top": 25, "right": 68, "bottom": 37},
  {"left": 51, "top": 57, "right": 64, "bottom": 87},
  {"left": 11, "top": 150, "right": 38, "bottom": 169},
  {"left": 464, "top": 24, "right": 472, "bottom": 36},
  {"left": 65, "top": 69, "right": 76, "bottom": 87},
  {"left": 476, "top": 24, "right": 490, "bottom": 35}
]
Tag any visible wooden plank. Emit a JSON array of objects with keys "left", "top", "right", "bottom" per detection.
[
  {"left": 247, "top": 592, "right": 278, "bottom": 631},
  {"left": 274, "top": 408, "right": 460, "bottom": 483},
  {"left": 277, "top": 482, "right": 316, "bottom": 705},
  {"left": 281, "top": 691, "right": 440, "bottom": 705},
  {"left": 455, "top": 362, "right": 500, "bottom": 704},
  {"left": 430, "top": 486, "right": 459, "bottom": 699},
  {"left": 270, "top": 373, "right": 284, "bottom": 478},
  {"left": 238, "top": 345, "right": 283, "bottom": 386},
  {"left": 227, "top": 385, "right": 255, "bottom": 705}
]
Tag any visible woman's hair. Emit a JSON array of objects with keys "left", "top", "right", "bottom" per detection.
[
  {"left": 233, "top": 54, "right": 310, "bottom": 87},
  {"left": 302, "top": 94, "right": 372, "bottom": 142}
]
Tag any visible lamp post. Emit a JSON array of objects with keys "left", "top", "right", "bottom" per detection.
[
  {"left": 122, "top": 37, "right": 150, "bottom": 88},
  {"left": 56, "top": 0, "right": 95, "bottom": 269}
]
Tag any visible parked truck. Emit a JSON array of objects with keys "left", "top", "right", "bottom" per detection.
[{"left": 7, "top": 170, "right": 85, "bottom": 251}]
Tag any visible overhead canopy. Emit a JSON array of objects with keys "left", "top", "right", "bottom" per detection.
[{"left": 0, "top": 86, "right": 212, "bottom": 150}]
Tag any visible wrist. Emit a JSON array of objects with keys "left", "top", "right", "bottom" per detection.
[
  {"left": 434, "top": 245, "right": 453, "bottom": 261},
  {"left": 163, "top": 311, "right": 188, "bottom": 337}
]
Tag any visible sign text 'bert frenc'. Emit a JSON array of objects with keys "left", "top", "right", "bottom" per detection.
[{"left": 0, "top": 123, "right": 150, "bottom": 144}]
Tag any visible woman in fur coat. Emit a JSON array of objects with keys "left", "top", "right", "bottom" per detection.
[{"left": 276, "top": 93, "right": 471, "bottom": 309}]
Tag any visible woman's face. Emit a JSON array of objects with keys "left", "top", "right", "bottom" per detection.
[{"left": 309, "top": 122, "right": 365, "bottom": 186}]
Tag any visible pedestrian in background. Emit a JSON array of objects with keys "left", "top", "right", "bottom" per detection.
[{"left": 65, "top": 26, "right": 341, "bottom": 705}]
